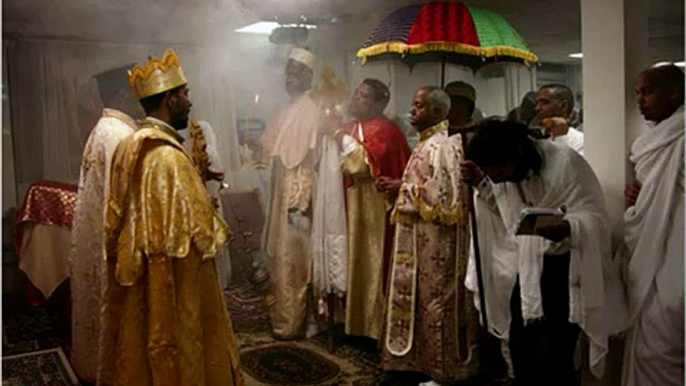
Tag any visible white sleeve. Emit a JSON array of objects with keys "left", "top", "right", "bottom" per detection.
[
  {"left": 570, "top": 128, "right": 584, "bottom": 156},
  {"left": 199, "top": 121, "right": 223, "bottom": 172},
  {"left": 341, "top": 134, "right": 359, "bottom": 156},
  {"left": 554, "top": 128, "right": 584, "bottom": 156},
  {"left": 545, "top": 238, "right": 571, "bottom": 255},
  {"left": 475, "top": 177, "right": 499, "bottom": 212}
]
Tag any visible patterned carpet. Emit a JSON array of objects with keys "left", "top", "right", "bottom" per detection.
[
  {"left": 228, "top": 285, "right": 512, "bottom": 386},
  {"left": 2, "top": 284, "right": 512, "bottom": 386},
  {"left": 225, "top": 284, "right": 272, "bottom": 333},
  {"left": 241, "top": 344, "right": 341, "bottom": 385},
  {"left": 2, "top": 348, "right": 78, "bottom": 386},
  {"left": 2, "top": 307, "right": 64, "bottom": 356}
]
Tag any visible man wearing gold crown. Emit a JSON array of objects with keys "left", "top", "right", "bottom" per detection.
[
  {"left": 259, "top": 47, "right": 329, "bottom": 339},
  {"left": 70, "top": 65, "right": 142, "bottom": 385},
  {"left": 102, "top": 49, "right": 243, "bottom": 386}
]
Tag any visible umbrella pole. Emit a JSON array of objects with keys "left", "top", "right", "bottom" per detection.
[
  {"left": 327, "top": 292, "right": 335, "bottom": 352},
  {"left": 441, "top": 57, "right": 446, "bottom": 88},
  {"left": 459, "top": 131, "right": 489, "bottom": 332}
]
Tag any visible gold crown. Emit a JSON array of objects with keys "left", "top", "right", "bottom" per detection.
[{"left": 128, "top": 49, "right": 188, "bottom": 99}]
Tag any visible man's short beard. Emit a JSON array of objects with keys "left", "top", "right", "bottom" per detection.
[{"left": 171, "top": 115, "right": 188, "bottom": 130}]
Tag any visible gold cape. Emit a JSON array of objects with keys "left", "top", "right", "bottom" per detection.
[{"left": 103, "top": 119, "right": 244, "bottom": 386}]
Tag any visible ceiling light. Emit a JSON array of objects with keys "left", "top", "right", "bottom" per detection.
[
  {"left": 235, "top": 21, "right": 316, "bottom": 34},
  {"left": 653, "top": 61, "right": 685, "bottom": 68},
  {"left": 568, "top": 53, "right": 583, "bottom": 59}
]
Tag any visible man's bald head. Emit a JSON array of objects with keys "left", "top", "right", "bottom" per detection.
[
  {"left": 410, "top": 86, "right": 450, "bottom": 131},
  {"left": 636, "top": 64, "right": 684, "bottom": 123},
  {"left": 420, "top": 86, "right": 451, "bottom": 116}
]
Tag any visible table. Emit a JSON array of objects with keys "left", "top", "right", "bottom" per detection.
[{"left": 15, "top": 181, "right": 77, "bottom": 304}]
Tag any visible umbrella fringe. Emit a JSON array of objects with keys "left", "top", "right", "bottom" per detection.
[{"left": 357, "top": 41, "right": 538, "bottom": 65}]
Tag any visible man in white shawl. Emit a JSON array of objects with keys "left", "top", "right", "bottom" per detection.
[
  {"left": 534, "top": 84, "right": 584, "bottom": 155},
  {"left": 70, "top": 65, "right": 141, "bottom": 384},
  {"left": 461, "top": 119, "right": 610, "bottom": 386},
  {"left": 620, "top": 64, "right": 684, "bottom": 386}
]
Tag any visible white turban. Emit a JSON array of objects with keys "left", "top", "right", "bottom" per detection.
[{"left": 289, "top": 47, "right": 316, "bottom": 70}]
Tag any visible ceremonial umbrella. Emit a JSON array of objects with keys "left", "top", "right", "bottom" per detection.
[
  {"left": 357, "top": 2, "right": 539, "bottom": 332},
  {"left": 357, "top": 1, "right": 539, "bottom": 86}
]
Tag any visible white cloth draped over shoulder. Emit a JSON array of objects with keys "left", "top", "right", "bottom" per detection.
[
  {"left": 620, "top": 106, "right": 684, "bottom": 386},
  {"left": 465, "top": 140, "right": 611, "bottom": 378},
  {"left": 554, "top": 126, "right": 584, "bottom": 156},
  {"left": 623, "top": 106, "right": 684, "bottom": 324},
  {"left": 260, "top": 91, "right": 323, "bottom": 169},
  {"left": 311, "top": 135, "right": 348, "bottom": 296}
]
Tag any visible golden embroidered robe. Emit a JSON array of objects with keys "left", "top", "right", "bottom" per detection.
[
  {"left": 103, "top": 118, "right": 243, "bottom": 386},
  {"left": 261, "top": 91, "right": 325, "bottom": 338},
  {"left": 342, "top": 116, "right": 411, "bottom": 340},
  {"left": 383, "top": 121, "right": 479, "bottom": 383}
]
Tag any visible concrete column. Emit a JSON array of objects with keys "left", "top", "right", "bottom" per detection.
[{"left": 581, "top": 0, "right": 649, "bottom": 242}]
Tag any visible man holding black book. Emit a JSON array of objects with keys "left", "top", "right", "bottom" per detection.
[{"left": 460, "top": 119, "right": 611, "bottom": 386}]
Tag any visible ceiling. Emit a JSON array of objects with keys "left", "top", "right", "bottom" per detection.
[{"left": 3, "top": 0, "right": 684, "bottom": 64}]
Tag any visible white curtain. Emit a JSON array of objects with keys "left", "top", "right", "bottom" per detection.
[
  {"left": 6, "top": 38, "right": 241, "bottom": 201},
  {"left": 504, "top": 65, "right": 536, "bottom": 113}
]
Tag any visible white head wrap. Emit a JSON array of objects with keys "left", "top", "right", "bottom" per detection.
[{"left": 289, "top": 47, "right": 316, "bottom": 70}]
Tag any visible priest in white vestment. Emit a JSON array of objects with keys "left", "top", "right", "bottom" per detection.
[
  {"left": 69, "top": 65, "right": 141, "bottom": 384},
  {"left": 260, "top": 48, "right": 327, "bottom": 339},
  {"left": 620, "top": 64, "right": 684, "bottom": 386},
  {"left": 383, "top": 87, "right": 479, "bottom": 385},
  {"left": 462, "top": 119, "right": 610, "bottom": 386}
]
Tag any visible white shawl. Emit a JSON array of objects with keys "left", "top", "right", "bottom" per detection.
[
  {"left": 311, "top": 136, "right": 348, "bottom": 296},
  {"left": 466, "top": 140, "right": 611, "bottom": 377},
  {"left": 623, "top": 106, "right": 684, "bottom": 323}
]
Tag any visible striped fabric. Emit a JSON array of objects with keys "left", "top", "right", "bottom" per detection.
[
  {"left": 406, "top": 2, "right": 479, "bottom": 46},
  {"left": 466, "top": 5, "right": 529, "bottom": 51},
  {"left": 362, "top": 5, "right": 421, "bottom": 48}
]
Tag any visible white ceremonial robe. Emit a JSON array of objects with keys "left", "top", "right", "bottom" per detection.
[
  {"left": 554, "top": 126, "right": 584, "bottom": 155},
  {"left": 311, "top": 135, "right": 347, "bottom": 297},
  {"left": 70, "top": 109, "right": 136, "bottom": 384},
  {"left": 465, "top": 140, "right": 611, "bottom": 378},
  {"left": 621, "top": 106, "right": 684, "bottom": 386}
]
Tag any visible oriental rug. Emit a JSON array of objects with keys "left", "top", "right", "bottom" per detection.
[{"left": 2, "top": 347, "right": 79, "bottom": 386}]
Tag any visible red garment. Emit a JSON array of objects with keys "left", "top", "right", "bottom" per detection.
[
  {"left": 344, "top": 115, "right": 411, "bottom": 182},
  {"left": 343, "top": 116, "right": 411, "bottom": 294}
]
